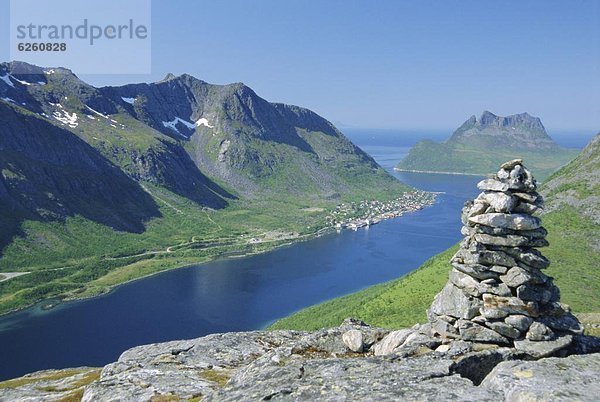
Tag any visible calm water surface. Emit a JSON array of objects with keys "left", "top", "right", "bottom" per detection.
[{"left": 0, "top": 132, "right": 482, "bottom": 380}]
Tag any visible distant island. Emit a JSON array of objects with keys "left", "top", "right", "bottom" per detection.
[{"left": 395, "top": 111, "right": 579, "bottom": 180}]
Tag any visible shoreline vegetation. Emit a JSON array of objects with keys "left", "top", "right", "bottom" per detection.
[{"left": 0, "top": 191, "right": 436, "bottom": 319}]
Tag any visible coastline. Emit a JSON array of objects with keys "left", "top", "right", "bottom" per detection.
[
  {"left": 393, "top": 168, "right": 486, "bottom": 176},
  {"left": 0, "top": 193, "right": 437, "bottom": 319}
]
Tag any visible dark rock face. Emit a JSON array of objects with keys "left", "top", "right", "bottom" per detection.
[
  {"left": 0, "top": 102, "right": 161, "bottom": 253},
  {"left": 448, "top": 111, "right": 556, "bottom": 150},
  {"left": 1, "top": 60, "right": 399, "bottom": 206},
  {"left": 428, "top": 159, "right": 583, "bottom": 355}
]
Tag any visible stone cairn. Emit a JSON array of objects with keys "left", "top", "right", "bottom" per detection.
[{"left": 427, "top": 159, "right": 583, "bottom": 353}]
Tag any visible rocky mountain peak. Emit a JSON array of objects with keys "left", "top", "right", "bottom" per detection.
[
  {"left": 158, "top": 72, "right": 177, "bottom": 82},
  {"left": 448, "top": 111, "right": 555, "bottom": 149},
  {"left": 6, "top": 61, "right": 42, "bottom": 75},
  {"left": 477, "top": 111, "right": 546, "bottom": 133},
  {"left": 479, "top": 110, "right": 500, "bottom": 124}
]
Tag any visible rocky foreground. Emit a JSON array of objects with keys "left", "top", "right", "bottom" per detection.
[{"left": 1, "top": 320, "right": 599, "bottom": 401}]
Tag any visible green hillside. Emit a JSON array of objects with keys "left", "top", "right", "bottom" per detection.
[{"left": 271, "top": 135, "right": 600, "bottom": 332}]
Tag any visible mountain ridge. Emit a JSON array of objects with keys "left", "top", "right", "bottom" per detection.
[
  {"left": 0, "top": 60, "right": 402, "bottom": 200},
  {"left": 448, "top": 111, "right": 553, "bottom": 149},
  {"left": 541, "top": 133, "right": 600, "bottom": 224}
]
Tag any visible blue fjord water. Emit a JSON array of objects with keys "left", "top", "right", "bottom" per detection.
[{"left": 0, "top": 132, "right": 484, "bottom": 381}]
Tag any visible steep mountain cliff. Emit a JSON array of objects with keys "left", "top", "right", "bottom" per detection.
[
  {"left": 0, "top": 102, "right": 160, "bottom": 252},
  {"left": 1, "top": 61, "right": 400, "bottom": 201},
  {"left": 396, "top": 111, "right": 578, "bottom": 179},
  {"left": 100, "top": 73, "right": 387, "bottom": 198}
]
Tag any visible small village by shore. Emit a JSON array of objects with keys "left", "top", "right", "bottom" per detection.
[{"left": 326, "top": 190, "right": 437, "bottom": 231}]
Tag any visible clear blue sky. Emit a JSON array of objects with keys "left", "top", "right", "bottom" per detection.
[{"left": 1, "top": 0, "right": 598, "bottom": 131}]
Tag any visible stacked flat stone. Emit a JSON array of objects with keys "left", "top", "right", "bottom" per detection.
[{"left": 427, "top": 159, "right": 583, "bottom": 353}]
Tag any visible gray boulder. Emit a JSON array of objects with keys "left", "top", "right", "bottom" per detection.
[
  {"left": 474, "top": 233, "right": 530, "bottom": 247},
  {"left": 539, "top": 314, "right": 584, "bottom": 335},
  {"left": 486, "top": 321, "right": 522, "bottom": 339},
  {"left": 372, "top": 328, "right": 414, "bottom": 356},
  {"left": 505, "top": 315, "right": 534, "bottom": 332},
  {"left": 429, "top": 282, "right": 482, "bottom": 320},
  {"left": 513, "top": 335, "right": 573, "bottom": 358},
  {"left": 526, "top": 321, "right": 554, "bottom": 341},
  {"left": 477, "top": 179, "right": 510, "bottom": 192},
  {"left": 450, "top": 269, "right": 511, "bottom": 297},
  {"left": 513, "top": 191, "right": 540, "bottom": 204},
  {"left": 481, "top": 294, "right": 539, "bottom": 319},
  {"left": 457, "top": 320, "right": 510, "bottom": 344},
  {"left": 452, "top": 262, "right": 499, "bottom": 280},
  {"left": 468, "top": 213, "right": 541, "bottom": 230},
  {"left": 481, "top": 353, "right": 600, "bottom": 401},
  {"left": 500, "top": 159, "right": 524, "bottom": 170},
  {"left": 500, "top": 266, "right": 546, "bottom": 288},
  {"left": 342, "top": 329, "right": 364, "bottom": 352},
  {"left": 479, "top": 192, "right": 517, "bottom": 213}
]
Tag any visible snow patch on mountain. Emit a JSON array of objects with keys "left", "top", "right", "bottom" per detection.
[
  {"left": 53, "top": 109, "right": 78, "bottom": 128},
  {"left": 84, "top": 105, "right": 125, "bottom": 128},
  {"left": 85, "top": 105, "right": 110, "bottom": 119},
  {"left": 11, "top": 76, "right": 32, "bottom": 86},
  {"left": 162, "top": 117, "right": 196, "bottom": 137},
  {"left": 0, "top": 74, "right": 15, "bottom": 88},
  {"left": 196, "top": 118, "right": 214, "bottom": 128}
]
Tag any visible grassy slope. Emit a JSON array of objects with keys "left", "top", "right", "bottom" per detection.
[
  {"left": 0, "top": 187, "right": 310, "bottom": 312},
  {"left": 270, "top": 207, "right": 599, "bottom": 332},
  {"left": 397, "top": 141, "right": 578, "bottom": 180}
]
